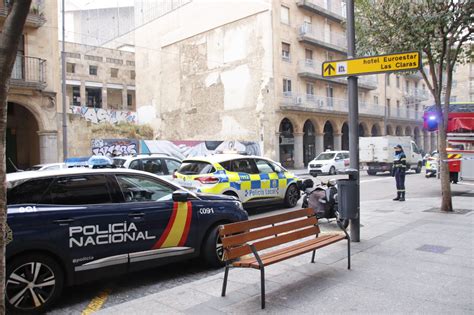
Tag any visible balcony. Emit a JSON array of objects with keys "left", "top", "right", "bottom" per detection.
[
  {"left": 388, "top": 107, "right": 423, "bottom": 121},
  {"left": 0, "top": 3, "right": 46, "bottom": 28},
  {"left": 10, "top": 55, "right": 47, "bottom": 90},
  {"left": 403, "top": 87, "right": 430, "bottom": 101},
  {"left": 298, "top": 24, "right": 347, "bottom": 54},
  {"left": 296, "top": 0, "right": 346, "bottom": 23},
  {"left": 280, "top": 94, "right": 385, "bottom": 117},
  {"left": 298, "top": 59, "right": 378, "bottom": 90}
]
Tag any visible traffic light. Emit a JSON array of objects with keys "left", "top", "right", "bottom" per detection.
[{"left": 424, "top": 112, "right": 438, "bottom": 131}]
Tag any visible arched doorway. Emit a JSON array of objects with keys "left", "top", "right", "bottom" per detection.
[
  {"left": 279, "top": 118, "right": 294, "bottom": 168},
  {"left": 371, "top": 123, "right": 381, "bottom": 136},
  {"left": 303, "top": 120, "right": 315, "bottom": 166},
  {"left": 396, "top": 126, "right": 403, "bottom": 136},
  {"left": 323, "top": 121, "right": 334, "bottom": 151},
  {"left": 7, "top": 102, "right": 40, "bottom": 172},
  {"left": 358, "top": 123, "right": 367, "bottom": 137},
  {"left": 405, "top": 126, "right": 412, "bottom": 138},
  {"left": 386, "top": 125, "right": 394, "bottom": 135},
  {"left": 341, "top": 122, "right": 349, "bottom": 150}
]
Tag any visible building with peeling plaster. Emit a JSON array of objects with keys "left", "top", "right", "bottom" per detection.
[{"left": 133, "top": 0, "right": 433, "bottom": 168}]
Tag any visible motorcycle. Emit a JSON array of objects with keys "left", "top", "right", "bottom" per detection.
[
  {"left": 298, "top": 176, "right": 349, "bottom": 228},
  {"left": 425, "top": 154, "right": 439, "bottom": 178}
]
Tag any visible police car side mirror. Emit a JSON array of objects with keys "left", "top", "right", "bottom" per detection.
[{"left": 173, "top": 190, "right": 192, "bottom": 202}]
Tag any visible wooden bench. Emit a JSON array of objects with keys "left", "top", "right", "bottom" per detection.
[{"left": 219, "top": 208, "right": 350, "bottom": 309}]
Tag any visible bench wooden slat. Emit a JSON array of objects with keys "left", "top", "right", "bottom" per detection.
[
  {"left": 225, "top": 225, "right": 319, "bottom": 260},
  {"left": 249, "top": 234, "right": 346, "bottom": 268},
  {"left": 219, "top": 208, "right": 314, "bottom": 236},
  {"left": 232, "top": 234, "right": 338, "bottom": 267},
  {"left": 222, "top": 216, "right": 318, "bottom": 248}
]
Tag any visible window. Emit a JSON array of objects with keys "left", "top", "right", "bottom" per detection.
[
  {"left": 373, "top": 95, "right": 379, "bottom": 105},
  {"left": 126, "top": 60, "right": 135, "bottom": 66},
  {"left": 306, "top": 83, "right": 314, "bottom": 98},
  {"left": 66, "top": 62, "right": 75, "bottom": 73},
  {"left": 127, "top": 93, "right": 133, "bottom": 107},
  {"left": 164, "top": 159, "right": 181, "bottom": 174},
  {"left": 72, "top": 86, "right": 80, "bottom": 106},
  {"left": 177, "top": 161, "right": 215, "bottom": 175},
  {"left": 130, "top": 70, "right": 136, "bottom": 80},
  {"left": 326, "top": 52, "right": 335, "bottom": 61},
  {"left": 7, "top": 178, "right": 54, "bottom": 205},
  {"left": 111, "top": 68, "right": 119, "bottom": 78},
  {"left": 450, "top": 96, "right": 457, "bottom": 102},
  {"left": 85, "top": 55, "right": 103, "bottom": 62},
  {"left": 232, "top": 159, "right": 257, "bottom": 174},
  {"left": 255, "top": 159, "right": 274, "bottom": 174},
  {"left": 282, "top": 42, "right": 290, "bottom": 61},
  {"left": 129, "top": 160, "right": 141, "bottom": 170},
  {"left": 283, "top": 79, "right": 292, "bottom": 96},
  {"left": 89, "top": 65, "right": 98, "bottom": 76},
  {"left": 280, "top": 5, "right": 289, "bottom": 24},
  {"left": 405, "top": 80, "right": 410, "bottom": 92},
  {"left": 142, "top": 158, "right": 164, "bottom": 175},
  {"left": 385, "top": 74, "right": 390, "bottom": 86},
  {"left": 452, "top": 80, "right": 457, "bottom": 88},
  {"left": 106, "top": 57, "right": 123, "bottom": 65},
  {"left": 305, "top": 49, "right": 313, "bottom": 64},
  {"left": 396, "top": 100, "right": 400, "bottom": 116},
  {"left": 326, "top": 85, "right": 334, "bottom": 106},
  {"left": 396, "top": 75, "right": 400, "bottom": 88},
  {"left": 43, "top": 175, "right": 111, "bottom": 205},
  {"left": 65, "top": 52, "right": 81, "bottom": 59},
  {"left": 116, "top": 174, "right": 174, "bottom": 202},
  {"left": 386, "top": 98, "right": 391, "bottom": 116},
  {"left": 86, "top": 87, "right": 102, "bottom": 108}
]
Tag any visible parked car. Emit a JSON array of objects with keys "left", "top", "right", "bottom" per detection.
[
  {"left": 5, "top": 168, "right": 247, "bottom": 313},
  {"left": 25, "top": 163, "right": 67, "bottom": 171},
  {"left": 173, "top": 154, "right": 300, "bottom": 207},
  {"left": 112, "top": 154, "right": 182, "bottom": 179},
  {"left": 307, "top": 151, "right": 350, "bottom": 176}
]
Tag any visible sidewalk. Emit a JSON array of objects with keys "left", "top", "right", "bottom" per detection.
[{"left": 98, "top": 194, "right": 473, "bottom": 314}]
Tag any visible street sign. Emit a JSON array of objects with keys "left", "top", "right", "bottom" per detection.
[{"left": 322, "top": 51, "right": 421, "bottom": 77}]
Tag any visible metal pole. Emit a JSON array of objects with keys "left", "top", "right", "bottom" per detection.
[
  {"left": 61, "top": 0, "right": 68, "bottom": 160},
  {"left": 347, "top": 0, "right": 360, "bottom": 242}
]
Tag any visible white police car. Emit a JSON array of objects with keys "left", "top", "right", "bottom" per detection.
[
  {"left": 112, "top": 154, "right": 181, "bottom": 179},
  {"left": 307, "top": 151, "right": 350, "bottom": 176}
]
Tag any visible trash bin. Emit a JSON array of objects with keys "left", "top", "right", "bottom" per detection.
[{"left": 337, "top": 169, "right": 359, "bottom": 220}]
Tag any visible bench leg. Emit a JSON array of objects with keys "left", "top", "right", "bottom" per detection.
[
  {"left": 260, "top": 267, "right": 265, "bottom": 309},
  {"left": 311, "top": 250, "right": 316, "bottom": 263},
  {"left": 347, "top": 238, "right": 351, "bottom": 270},
  {"left": 222, "top": 265, "right": 230, "bottom": 297}
]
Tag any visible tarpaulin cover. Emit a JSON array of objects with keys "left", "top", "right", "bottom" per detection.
[{"left": 447, "top": 116, "right": 474, "bottom": 132}]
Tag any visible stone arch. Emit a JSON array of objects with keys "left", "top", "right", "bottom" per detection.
[
  {"left": 396, "top": 125, "right": 403, "bottom": 136},
  {"left": 405, "top": 126, "right": 413, "bottom": 137},
  {"left": 371, "top": 123, "right": 381, "bottom": 136},
  {"left": 279, "top": 118, "right": 295, "bottom": 168},
  {"left": 7, "top": 102, "right": 41, "bottom": 171},
  {"left": 413, "top": 127, "right": 421, "bottom": 148},
  {"left": 323, "top": 120, "right": 335, "bottom": 150},
  {"left": 386, "top": 125, "right": 394, "bottom": 135},
  {"left": 358, "top": 122, "right": 369, "bottom": 137},
  {"left": 303, "top": 119, "right": 316, "bottom": 166},
  {"left": 341, "top": 122, "right": 349, "bottom": 150}
]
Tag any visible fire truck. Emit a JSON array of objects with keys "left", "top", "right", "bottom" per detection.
[{"left": 424, "top": 102, "right": 474, "bottom": 182}]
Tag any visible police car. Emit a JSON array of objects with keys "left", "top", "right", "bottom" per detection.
[
  {"left": 6, "top": 168, "right": 247, "bottom": 313},
  {"left": 174, "top": 154, "right": 300, "bottom": 207}
]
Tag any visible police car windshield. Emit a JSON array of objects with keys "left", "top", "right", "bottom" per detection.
[
  {"left": 178, "top": 161, "right": 215, "bottom": 175},
  {"left": 315, "top": 153, "right": 335, "bottom": 160}
]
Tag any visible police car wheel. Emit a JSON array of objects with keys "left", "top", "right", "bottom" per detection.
[
  {"left": 284, "top": 184, "right": 300, "bottom": 207},
  {"left": 6, "top": 254, "right": 64, "bottom": 313},
  {"left": 329, "top": 167, "right": 336, "bottom": 175},
  {"left": 202, "top": 226, "right": 225, "bottom": 267}
]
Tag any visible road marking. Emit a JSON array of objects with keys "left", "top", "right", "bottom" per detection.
[{"left": 81, "top": 288, "right": 111, "bottom": 315}]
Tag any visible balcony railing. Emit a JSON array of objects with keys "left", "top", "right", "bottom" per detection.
[
  {"left": 0, "top": 1, "right": 46, "bottom": 28},
  {"left": 10, "top": 55, "right": 46, "bottom": 90},
  {"left": 298, "top": 59, "right": 378, "bottom": 90},
  {"left": 281, "top": 94, "right": 386, "bottom": 116},
  {"left": 298, "top": 24, "right": 347, "bottom": 54},
  {"left": 403, "top": 87, "right": 430, "bottom": 101},
  {"left": 296, "top": 0, "right": 346, "bottom": 22}
]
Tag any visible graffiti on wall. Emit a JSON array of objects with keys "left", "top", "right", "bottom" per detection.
[
  {"left": 140, "top": 140, "right": 262, "bottom": 160},
  {"left": 91, "top": 139, "right": 138, "bottom": 156},
  {"left": 70, "top": 106, "right": 137, "bottom": 124}
]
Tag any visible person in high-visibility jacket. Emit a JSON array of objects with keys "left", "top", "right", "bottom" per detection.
[{"left": 392, "top": 144, "right": 407, "bottom": 201}]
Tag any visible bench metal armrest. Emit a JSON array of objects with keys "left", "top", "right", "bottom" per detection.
[
  {"left": 337, "top": 220, "right": 351, "bottom": 241},
  {"left": 249, "top": 244, "right": 264, "bottom": 269}
]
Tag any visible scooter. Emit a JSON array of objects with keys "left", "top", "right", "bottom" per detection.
[
  {"left": 298, "top": 176, "right": 349, "bottom": 228},
  {"left": 425, "top": 157, "right": 438, "bottom": 178}
]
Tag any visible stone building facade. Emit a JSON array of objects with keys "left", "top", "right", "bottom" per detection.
[{"left": 2, "top": 0, "right": 60, "bottom": 172}]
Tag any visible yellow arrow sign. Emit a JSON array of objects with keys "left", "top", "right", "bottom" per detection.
[{"left": 322, "top": 51, "right": 421, "bottom": 77}]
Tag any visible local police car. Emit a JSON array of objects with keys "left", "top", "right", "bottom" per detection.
[
  {"left": 6, "top": 168, "right": 247, "bottom": 313},
  {"left": 174, "top": 154, "right": 300, "bottom": 207}
]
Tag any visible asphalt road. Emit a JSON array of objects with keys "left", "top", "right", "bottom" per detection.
[{"left": 47, "top": 170, "right": 473, "bottom": 314}]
